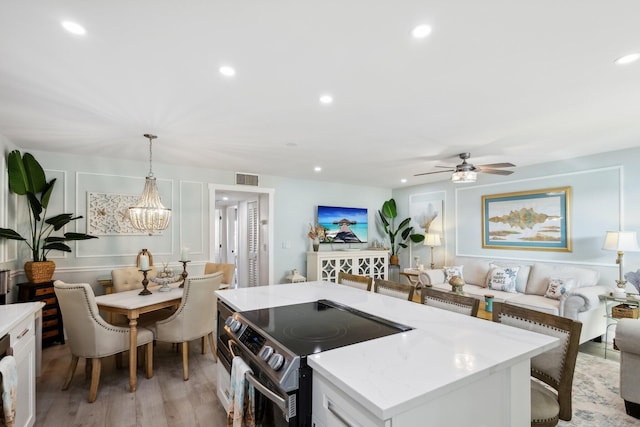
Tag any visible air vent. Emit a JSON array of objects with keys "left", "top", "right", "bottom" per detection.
[{"left": 235, "top": 172, "right": 259, "bottom": 186}]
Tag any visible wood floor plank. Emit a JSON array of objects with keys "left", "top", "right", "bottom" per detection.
[{"left": 35, "top": 341, "right": 228, "bottom": 426}]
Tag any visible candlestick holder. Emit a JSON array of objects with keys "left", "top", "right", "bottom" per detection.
[
  {"left": 139, "top": 269, "right": 152, "bottom": 295},
  {"left": 180, "top": 260, "right": 190, "bottom": 288}
]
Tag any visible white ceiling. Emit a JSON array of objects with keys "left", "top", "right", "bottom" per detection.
[{"left": 1, "top": 1, "right": 639, "bottom": 188}]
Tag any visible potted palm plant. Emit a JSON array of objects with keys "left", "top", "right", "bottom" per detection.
[
  {"left": 378, "top": 198, "right": 424, "bottom": 265},
  {"left": 0, "top": 150, "right": 97, "bottom": 282}
]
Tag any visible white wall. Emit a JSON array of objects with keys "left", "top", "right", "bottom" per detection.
[
  {"left": 0, "top": 139, "right": 391, "bottom": 297},
  {"left": 392, "top": 146, "right": 640, "bottom": 290}
]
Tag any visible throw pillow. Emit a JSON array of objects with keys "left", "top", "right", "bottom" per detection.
[
  {"left": 544, "top": 277, "right": 575, "bottom": 300},
  {"left": 486, "top": 266, "right": 520, "bottom": 293},
  {"left": 443, "top": 266, "right": 464, "bottom": 284}
]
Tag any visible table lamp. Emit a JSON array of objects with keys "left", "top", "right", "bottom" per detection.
[
  {"left": 423, "top": 233, "right": 442, "bottom": 269},
  {"left": 602, "top": 231, "right": 640, "bottom": 298}
]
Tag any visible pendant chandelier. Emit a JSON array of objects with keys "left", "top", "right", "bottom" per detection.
[{"left": 128, "top": 133, "right": 172, "bottom": 233}]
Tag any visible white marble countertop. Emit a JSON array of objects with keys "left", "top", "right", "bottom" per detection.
[
  {"left": 0, "top": 301, "right": 44, "bottom": 338},
  {"left": 216, "top": 281, "right": 559, "bottom": 420}
]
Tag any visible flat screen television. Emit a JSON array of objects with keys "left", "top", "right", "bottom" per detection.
[{"left": 317, "top": 205, "right": 368, "bottom": 243}]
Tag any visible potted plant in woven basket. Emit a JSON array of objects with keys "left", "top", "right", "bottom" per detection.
[
  {"left": 378, "top": 198, "right": 424, "bottom": 265},
  {"left": 0, "top": 150, "right": 98, "bottom": 283}
]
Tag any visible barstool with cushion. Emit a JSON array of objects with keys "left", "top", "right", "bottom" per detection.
[
  {"left": 492, "top": 302, "right": 582, "bottom": 426},
  {"left": 148, "top": 272, "right": 224, "bottom": 381},
  {"left": 53, "top": 280, "right": 154, "bottom": 403},
  {"left": 337, "top": 272, "right": 373, "bottom": 291},
  {"left": 373, "top": 279, "right": 415, "bottom": 301},
  {"left": 421, "top": 287, "right": 479, "bottom": 316}
]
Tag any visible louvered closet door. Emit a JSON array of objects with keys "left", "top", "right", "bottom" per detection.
[{"left": 247, "top": 200, "right": 259, "bottom": 286}]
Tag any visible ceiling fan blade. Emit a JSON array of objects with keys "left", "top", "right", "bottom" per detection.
[
  {"left": 477, "top": 162, "right": 515, "bottom": 168},
  {"left": 435, "top": 165, "right": 454, "bottom": 169},
  {"left": 414, "top": 169, "right": 454, "bottom": 177},
  {"left": 478, "top": 169, "right": 514, "bottom": 175}
]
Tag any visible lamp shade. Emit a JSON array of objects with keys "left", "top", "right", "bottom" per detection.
[
  {"left": 602, "top": 231, "right": 640, "bottom": 252},
  {"left": 423, "top": 233, "right": 442, "bottom": 247}
]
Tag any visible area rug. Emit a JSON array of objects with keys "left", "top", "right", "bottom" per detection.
[{"left": 558, "top": 352, "right": 638, "bottom": 426}]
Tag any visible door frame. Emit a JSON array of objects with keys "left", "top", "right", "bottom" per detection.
[{"left": 208, "top": 183, "right": 275, "bottom": 285}]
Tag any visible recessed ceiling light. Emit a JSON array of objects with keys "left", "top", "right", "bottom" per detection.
[
  {"left": 319, "top": 94, "right": 333, "bottom": 105},
  {"left": 219, "top": 66, "right": 236, "bottom": 77},
  {"left": 411, "top": 24, "right": 432, "bottom": 39},
  {"left": 615, "top": 53, "right": 640, "bottom": 65},
  {"left": 61, "top": 21, "right": 86, "bottom": 36},
  {"left": 314, "top": 166, "right": 322, "bottom": 172},
  {"left": 400, "top": 178, "right": 407, "bottom": 183},
  {"left": 222, "top": 196, "right": 229, "bottom": 201}
]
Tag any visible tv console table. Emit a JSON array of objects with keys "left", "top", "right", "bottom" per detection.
[{"left": 306, "top": 250, "right": 389, "bottom": 282}]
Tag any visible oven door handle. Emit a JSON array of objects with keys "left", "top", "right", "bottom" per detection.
[
  {"left": 245, "top": 371, "right": 288, "bottom": 414},
  {"left": 227, "top": 339, "right": 289, "bottom": 416}
]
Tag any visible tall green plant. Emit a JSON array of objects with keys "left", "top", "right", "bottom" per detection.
[
  {"left": 378, "top": 198, "right": 424, "bottom": 256},
  {"left": 0, "top": 150, "right": 97, "bottom": 261}
]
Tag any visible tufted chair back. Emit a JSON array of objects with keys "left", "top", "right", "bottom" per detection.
[
  {"left": 53, "top": 280, "right": 154, "bottom": 402},
  {"left": 203, "top": 262, "right": 235, "bottom": 285},
  {"left": 492, "top": 302, "right": 582, "bottom": 426},
  {"left": 111, "top": 266, "right": 157, "bottom": 292}
]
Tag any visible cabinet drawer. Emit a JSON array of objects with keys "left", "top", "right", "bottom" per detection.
[
  {"left": 34, "top": 287, "right": 54, "bottom": 297},
  {"left": 40, "top": 296, "right": 57, "bottom": 306},
  {"left": 42, "top": 329, "right": 59, "bottom": 339},
  {"left": 43, "top": 307, "right": 58, "bottom": 318},
  {"left": 42, "top": 318, "right": 59, "bottom": 329},
  {"left": 10, "top": 315, "right": 35, "bottom": 356}
]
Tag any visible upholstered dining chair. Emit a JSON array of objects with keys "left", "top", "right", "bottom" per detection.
[
  {"left": 337, "top": 272, "right": 373, "bottom": 291},
  {"left": 612, "top": 318, "right": 640, "bottom": 419},
  {"left": 204, "top": 262, "right": 235, "bottom": 286},
  {"left": 373, "top": 279, "right": 414, "bottom": 301},
  {"left": 53, "top": 280, "right": 154, "bottom": 403},
  {"left": 111, "top": 266, "right": 158, "bottom": 293},
  {"left": 491, "top": 302, "right": 582, "bottom": 427},
  {"left": 421, "top": 287, "right": 479, "bottom": 316},
  {"left": 147, "top": 272, "right": 224, "bottom": 381}
]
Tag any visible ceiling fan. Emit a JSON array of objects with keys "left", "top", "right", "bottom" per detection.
[{"left": 414, "top": 153, "right": 515, "bottom": 182}]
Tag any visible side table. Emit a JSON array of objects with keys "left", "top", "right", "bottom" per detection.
[
  {"left": 17, "top": 281, "right": 65, "bottom": 347},
  {"left": 602, "top": 294, "right": 640, "bottom": 359}
]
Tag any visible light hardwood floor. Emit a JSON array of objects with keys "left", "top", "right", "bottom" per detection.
[{"left": 35, "top": 341, "right": 228, "bottom": 427}]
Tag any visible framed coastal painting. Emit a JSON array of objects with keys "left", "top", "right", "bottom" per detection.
[{"left": 482, "top": 186, "right": 572, "bottom": 252}]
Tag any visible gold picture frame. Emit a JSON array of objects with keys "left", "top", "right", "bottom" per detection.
[{"left": 481, "top": 186, "right": 572, "bottom": 252}]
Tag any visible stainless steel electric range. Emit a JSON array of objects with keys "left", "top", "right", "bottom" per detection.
[{"left": 217, "top": 299, "right": 413, "bottom": 427}]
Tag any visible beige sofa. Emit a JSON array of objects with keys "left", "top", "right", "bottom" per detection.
[{"left": 417, "top": 258, "right": 609, "bottom": 343}]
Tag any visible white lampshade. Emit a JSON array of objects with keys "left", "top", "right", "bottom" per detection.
[
  {"left": 423, "top": 233, "right": 442, "bottom": 247},
  {"left": 451, "top": 170, "right": 477, "bottom": 183},
  {"left": 602, "top": 231, "right": 640, "bottom": 252}
]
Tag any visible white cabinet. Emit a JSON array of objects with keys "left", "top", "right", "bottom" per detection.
[
  {"left": 1, "top": 303, "right": 42, "bottom": 427},
  {"left": 306, "top": 251, "right": 389, "bottom": 282}
]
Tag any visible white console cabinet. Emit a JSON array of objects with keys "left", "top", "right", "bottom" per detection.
[{"left": 306, "top": 250, "right": 388, "bottom": 282}]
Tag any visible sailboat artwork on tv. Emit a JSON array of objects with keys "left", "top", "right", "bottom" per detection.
[{"left": 317, "top": 205, "right": 368, "bottom": 243}]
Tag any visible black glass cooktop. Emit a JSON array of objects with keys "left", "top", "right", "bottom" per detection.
[{"left": 237, "top": 299, "right": 413, "bottom": 356}]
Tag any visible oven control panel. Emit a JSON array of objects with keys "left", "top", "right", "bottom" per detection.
[{"left": 224, "top": 315, "right": 295, "bottom": 381}]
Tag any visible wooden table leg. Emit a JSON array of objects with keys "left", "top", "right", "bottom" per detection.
[{"left": 128, "top": 314, "right": 139, "bottom": 392}]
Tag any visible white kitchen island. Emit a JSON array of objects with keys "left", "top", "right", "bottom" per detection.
[{"left": 216, "top": 282, "right": 559, "bottom": 427}]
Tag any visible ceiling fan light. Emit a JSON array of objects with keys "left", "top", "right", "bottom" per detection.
[{"left": 451, "top": 170, "right": 477, "bottom": 183}]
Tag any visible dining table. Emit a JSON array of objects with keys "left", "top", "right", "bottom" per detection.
[{"left": 95, "top": 282, "right": 183, "bottom": 392}]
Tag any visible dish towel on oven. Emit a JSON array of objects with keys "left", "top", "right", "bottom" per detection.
[
  {"left": 227, "top": 356, "right": 255, "bottom": 427},
  {"left": 0, "top": 355, "right": 17, "bottom": 427}
]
